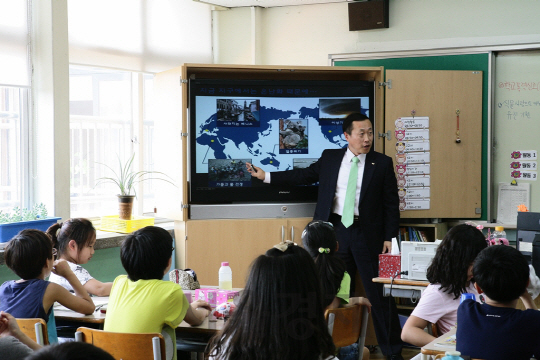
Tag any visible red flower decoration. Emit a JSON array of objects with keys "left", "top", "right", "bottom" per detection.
[
  {"left": 511, "top": 170, "right": 522, "bottom": 178},
  {"left": 511, "top": 151, "right": 522, "bottom": 159},
  {"left": 511, "top": 162, "right": 521, "bottom": 169}
]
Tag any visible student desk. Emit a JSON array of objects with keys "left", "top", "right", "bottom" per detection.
[
  {"left": 53, "top": 296, "right": 108, "bottom": 327},
  {"left": 420, "top": 327, "right": 456, "bottom": 360},
  {"left": 54, "top": 296, "right": 224, "bottom": 339}
]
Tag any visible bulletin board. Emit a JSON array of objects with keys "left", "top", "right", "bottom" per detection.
[
  {"left": 333, "top": 53, "right": 490, "bottom": 220},
  {"left": 493, "top": 51, "right": 540, "bottom": 221}
]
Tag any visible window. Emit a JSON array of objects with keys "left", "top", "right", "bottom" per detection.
[
  {"left": 0, "top": 0, "right": 31, "bottom": 213},
  {"left": 69, "top": 66, "right": 156, "bottom": 218},
  {"left": 0, "top": 87, "right": 29, "bottom": 212}
]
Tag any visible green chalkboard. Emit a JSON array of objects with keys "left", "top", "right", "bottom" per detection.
[{"left": 334, "top": 54, "right": 490, "bottom": 220}]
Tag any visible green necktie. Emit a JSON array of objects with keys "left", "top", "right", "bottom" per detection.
[{"left": 342, "top": 156, "right": 359, "bottom": 228}]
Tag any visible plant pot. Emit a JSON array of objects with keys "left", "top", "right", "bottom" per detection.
[
  {"left": 117, "top": 195, "right": 135, "bottom": 220},
  {"left": 0, "top": 217, "right": 62, "bottom": 243}
]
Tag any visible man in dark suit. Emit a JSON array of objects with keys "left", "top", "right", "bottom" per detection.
[{"left": 247, "top": 113, "right": 403, "bottom": 359}]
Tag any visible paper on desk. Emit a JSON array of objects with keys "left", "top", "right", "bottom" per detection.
[
  {"left": 53, "top": 303, "right": 70, "bottom": 311},
  {"left": 434, "top": 334, "right": 456, "bottom": 348},
  {"left": 53, "top": 297, "right": 108, "bottom": 312}
]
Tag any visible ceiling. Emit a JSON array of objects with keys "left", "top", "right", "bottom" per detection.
[{"left": 194, "top": 0, "right": 350, "bottom": 9}]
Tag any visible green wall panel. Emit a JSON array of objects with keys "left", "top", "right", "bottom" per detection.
[{"left": 0, "top": 247, "right": 125, "bottom": 285}]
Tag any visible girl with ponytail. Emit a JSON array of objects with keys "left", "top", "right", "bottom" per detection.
[{"left": 47, "top": 219, "right": 112, "bottom": 296}]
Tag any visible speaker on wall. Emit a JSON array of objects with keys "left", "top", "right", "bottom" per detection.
[{"left": 348, "top": 0, "right": 389, "bottom": 31}]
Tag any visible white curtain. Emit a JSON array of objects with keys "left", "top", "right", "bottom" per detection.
[
  {"left": 0, "top": 0, "right": 30, "bottom": 86},
  {"left": 68, "top": 0, "right": 213, "bottom": 73}
]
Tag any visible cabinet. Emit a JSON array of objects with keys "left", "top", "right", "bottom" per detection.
[
  {"left": 385, "top": 70, "right": 482, "bottom": 219},
  {"left": 399, "top": 222, "right": 448, "bottom": 243},
  {"left": 179, "top": 218, "right": 311, "bottom": 288}
]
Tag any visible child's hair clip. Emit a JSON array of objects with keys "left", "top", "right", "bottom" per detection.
[
  {"left": 273, "top": 240, "right": 297, "bottom": 252},
  {"left": 465, "top": 221, "right": 483, "bottom": 230},
  {"left": 318, "top": 247, "right": 330, "bottom": 254}
]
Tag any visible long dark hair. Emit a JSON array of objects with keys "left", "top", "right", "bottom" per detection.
[
  {"left": 426, "top": 224, "right": 487, "bottom": 299},
  {"left": 302, "top": 220, "right": 346, "bottom": 308},
  {"left": 207, "top": 244, "right": 335, "bottom": 360},
  {"left": 46, "top": 218, "right": 95, "bottom": 262}
]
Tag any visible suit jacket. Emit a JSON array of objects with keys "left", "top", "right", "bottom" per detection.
[{"left": 271, "top": 148, "right": 399, "bottom": 255}]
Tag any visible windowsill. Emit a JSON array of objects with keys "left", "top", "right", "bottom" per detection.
[
  {"left": 0, "top": 222, "right": 175, "bottom": 265},
  {"left": 93, "top": 221, "right": 174, "bottom": 250}
]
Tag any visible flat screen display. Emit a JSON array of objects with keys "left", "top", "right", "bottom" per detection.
[{"left": 189, "top": 78, "right": 375, "bottom": 205}]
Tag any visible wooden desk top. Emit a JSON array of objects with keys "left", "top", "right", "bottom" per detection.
[
  {"left": 177, "top": 318, "right": 225, "bottom": 335},
  {"left": 53, "top": 297, "right": 108, "bottom": 324},
  {"left": 54, "top": 296, "right": 226, "bottom": 334},
  {"left": 421, "top": 327, "right": 456, "bottom": 356},
  {"left": 372, "top": 277, "right": 430, "bottom": 286}
]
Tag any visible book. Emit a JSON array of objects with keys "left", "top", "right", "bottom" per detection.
[{"left": 408, "top": 227, "right": 415, "bottom": 242}]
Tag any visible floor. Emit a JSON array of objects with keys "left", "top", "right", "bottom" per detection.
[{"left": 369, "top": 346, "right": 420, "bottom": 360}]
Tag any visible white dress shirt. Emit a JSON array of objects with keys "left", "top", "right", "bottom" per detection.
[{"left": 332, "top": 149, "right": 366, "bottom": 216}]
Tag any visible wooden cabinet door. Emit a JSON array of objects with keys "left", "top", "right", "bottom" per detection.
[
  {"left": 385, "top": 70, "right": 483, "bottom": 218},
  {"left": 185, "top": 219, "right": 286, "bottom": 288},
  {"left": 286, "top": 217, "right": 312, "bottom": 244}
]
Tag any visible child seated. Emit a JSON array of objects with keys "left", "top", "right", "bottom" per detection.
[
  {"left": 302, "top": 220, "right": 371, "bottom": 360},
  {"left": 0, "top": 311, "right": 42, "bottom": 360},
  {"left": 104, "top": 226, "right": 211, "bottom": 360},
  {"left": 0, "top": 229, "right": 95, "bottom": 342},
  {"left": 401, "top": 224, "right": 487, "bottom": 347},
  {"left": 207, "top": 241, "right": 337, "bottom": 360},
  {"left": 457, "top": 245, "right": 540, "bottom": 360},
  {"left": 47, "top": 218, "right": 113, "bottom": 296}
]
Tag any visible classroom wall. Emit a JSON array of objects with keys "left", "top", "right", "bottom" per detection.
[
  {"left": 214, "top": 0, "right": 540, "bottom": 66},
  {"left": 0, "top": 248, "right": 125, "bottom": 285}
]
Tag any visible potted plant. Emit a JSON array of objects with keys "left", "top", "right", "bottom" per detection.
[
  {"left": 95, "top": 153, "right": 175, "bottom": 220},
  {"left": 0, "top": 204, "right": 61, "bottom": 243}
]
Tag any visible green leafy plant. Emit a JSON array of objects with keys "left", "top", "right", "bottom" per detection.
[
  {"left": 0, "top": 203, "right": 49, "bottom": 224},
  {"left": 95, "top": 153, "right": 175, "bottom": 196}
]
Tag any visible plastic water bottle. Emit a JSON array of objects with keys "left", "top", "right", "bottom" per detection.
[
  {"left": 491, "top": 226, "right": 508, "bottom": 245},
  {"left": 219, "top": 262, "right": 233, "bottom": 290},
  {"left": 439, "top": 351, "right": 464, "bottom": 360},
  {"left": 460, "top": 293, "right": 476, "bottom": 303}
]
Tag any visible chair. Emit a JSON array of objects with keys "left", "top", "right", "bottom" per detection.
[
  {"left": 325, "top": 304, "right": 369, "bottom": 360},
  {"left": 16, "top": 318, "right": 49, "bottom": 346},
  {"left": 428, "top": 322, "right": 439, "bottom": 338},
  {"left": 75, "top": 327, "right": 166, "bottom": 360}
]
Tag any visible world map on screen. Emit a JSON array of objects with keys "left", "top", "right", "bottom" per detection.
[{"left": 194, "top": 97, "right": 367, "bottom": 174}]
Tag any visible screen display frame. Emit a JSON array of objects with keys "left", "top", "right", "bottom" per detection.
[{"left": 188, "top": 78, "right": 375, "bottom": 206}]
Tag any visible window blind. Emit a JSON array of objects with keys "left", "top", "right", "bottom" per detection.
[
  {"left": 0, "top": 0, "right": 30, "bottom": 87},
  {"left": 68, "top": 0, "right": 213, "bottom": 73}
]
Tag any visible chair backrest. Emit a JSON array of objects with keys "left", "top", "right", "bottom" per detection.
[
  {"left": 428, "top": 321, "right": 439, "bottom": 338},
  {"left": 325, "top": 304, "right": 368, "bottom": 359},
  {"left": 16, "top": 318, "right": 49, "bottom": 345},
  {"left": 75, "top": 327, "right": 166, "bottom": 360}
]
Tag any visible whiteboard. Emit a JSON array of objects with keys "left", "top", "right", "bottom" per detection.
[{"left": 493, "top": 51, "right": 540, "bottom": 220}]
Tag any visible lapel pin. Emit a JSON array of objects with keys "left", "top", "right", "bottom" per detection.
[{"left": 372, "top": 163, "right": 375, "bottom": 165}]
